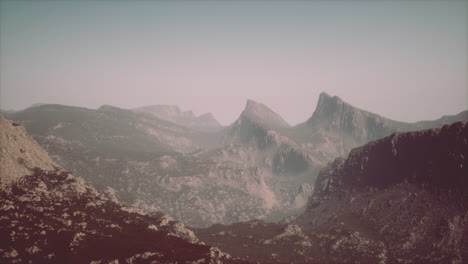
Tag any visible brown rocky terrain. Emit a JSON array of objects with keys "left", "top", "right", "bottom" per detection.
[
  {"left": 0, "top": 115, "right": 248, "bottom": 264},
  {"left": 195, "top": 121, "right": 468, "bottom": 264}
]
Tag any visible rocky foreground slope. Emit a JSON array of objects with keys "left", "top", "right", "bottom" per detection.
[
  {"left": 0, "top": 115, "right": 247, "bottom": 264},
  {"left": 195, "top": 121, "right": 468, "bottom": 264}
]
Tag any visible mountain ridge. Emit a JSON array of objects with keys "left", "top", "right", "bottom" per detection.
[
  {"left": 132, "top": 104, "right": 222, "bottom": 132},
  {"left": 5, "top": 94, "right": 467, "bottom": 228}
]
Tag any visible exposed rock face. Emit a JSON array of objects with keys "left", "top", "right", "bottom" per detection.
[
  {"left": 299, "top": 121, "right": 468, "bottom": 263},
  {"left": 0, "top": 115, "right": 247, "bottom": 264},
  {"left": 195, "top": 122, "right": 468, "bottom": 264},
  {"left": 5, "top": 95, "right": 467, "bottom": 228},
  {"left": 0, "top": 115, "right": 56, "bottom": 190},
  {"left": 241, "top": 99, "right": 290, "bottom": 129},
  {"left": 132, "top": 105, "right": 222, "bottom": 132}
]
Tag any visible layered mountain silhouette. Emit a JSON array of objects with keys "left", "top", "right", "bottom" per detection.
[
  {"left": 133, "top": 105, "right": 222, "bottom": 132},
  {"left": 195, "top": 121, "right": 468, "bottom": 263},
  {"left": 4, "top": 93, "right": 467, "bottom": 228},
  {"left": 287, "top": 92, "right": 467, "bottom": 164},
  {"left": 0, "top": 115, "right": 247, "bottom": 264}
]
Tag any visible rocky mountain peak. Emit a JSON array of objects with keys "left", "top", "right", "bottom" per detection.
[
  {"left": 307, "top": 92, "right": 349, "bottom": 126},
  {"left": 240, "top": 99, "right": 290, "bottom": 129},
  {"left": 197, "top": 112, "right": 221, "bottom": 127}
]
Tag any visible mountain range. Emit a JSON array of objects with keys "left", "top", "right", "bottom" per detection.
[
  {"left": 4, "top": 93, "right": 467, "bottom": 227},
  {"left": 2, "top": 113, "right": 466, "bottom": 263}
]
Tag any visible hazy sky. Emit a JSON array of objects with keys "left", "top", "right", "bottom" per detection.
[{"left": 1, "top": 1, "right": 467, "bottom": 125}]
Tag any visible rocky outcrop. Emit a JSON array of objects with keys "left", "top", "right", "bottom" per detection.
[
  {"left": 298, "top": 121, "right": 468, "bottom": 263},
  {"left": 0, "top": 115, "right": 56, "bottom": 190},
  {"left": 0, "top": 116, "right": 248, "bottom": 264}
]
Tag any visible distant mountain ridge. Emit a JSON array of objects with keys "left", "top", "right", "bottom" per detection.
[{"left": 132, "top": 105, "right": 222, "bottom": 132}]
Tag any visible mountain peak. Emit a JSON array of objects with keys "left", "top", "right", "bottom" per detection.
[
  {"left": 316, "top": 92, "right": 345, "bottom": 111},
  {"left": 240, "top": 99, "right": 290, "bottom": 129},
  {"left": 306, "top": 92, "right": 350, "bottom": 126},
  {"left": 196, "top": 112, "right": 222, "bottom": 130}
]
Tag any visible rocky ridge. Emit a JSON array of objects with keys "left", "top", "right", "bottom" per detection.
[{"left": 0, "top": 115, "right": 248, "bottom": 264}]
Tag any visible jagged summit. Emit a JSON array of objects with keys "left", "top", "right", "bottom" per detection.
[
  {"left": 197, "top": 112, "right": 221, "bottom": 127},
  {"left": 239, "top": 99, "right": 290, "bottom": 129},
  {"left": 306, "top": 92, "right": 354, "bottom": 126},
  {"left": 316, "top": 92, "right": 345, "bottom": 109},
  {"left": 303, "top": 92, "right": 408, "bottom": 143}
]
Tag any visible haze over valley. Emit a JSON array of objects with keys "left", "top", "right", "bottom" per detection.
[{"left": 1, "top": 1, "right": 467, "bottom": 263}]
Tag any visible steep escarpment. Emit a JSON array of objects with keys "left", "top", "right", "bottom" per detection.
[{"left": 299, "top": 121, "right": 468, "bottom": 263}]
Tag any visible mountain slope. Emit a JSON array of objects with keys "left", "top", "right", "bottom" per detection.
[
  {"left": 296, "top": 121, "right": 468, "bottom": 263},
  {"left": 0, "top": 116, "right": 55, "bottom": 190},
  {"left": 195, "top": 121, "right": 468, "bottom": 264},
  {"left": 0, "top": 114, "right": 247, "bottom": 264}
]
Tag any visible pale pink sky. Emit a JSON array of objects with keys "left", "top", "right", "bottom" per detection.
[{"left": 1, "top": 1, "right": 467, "bottom": 125}]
